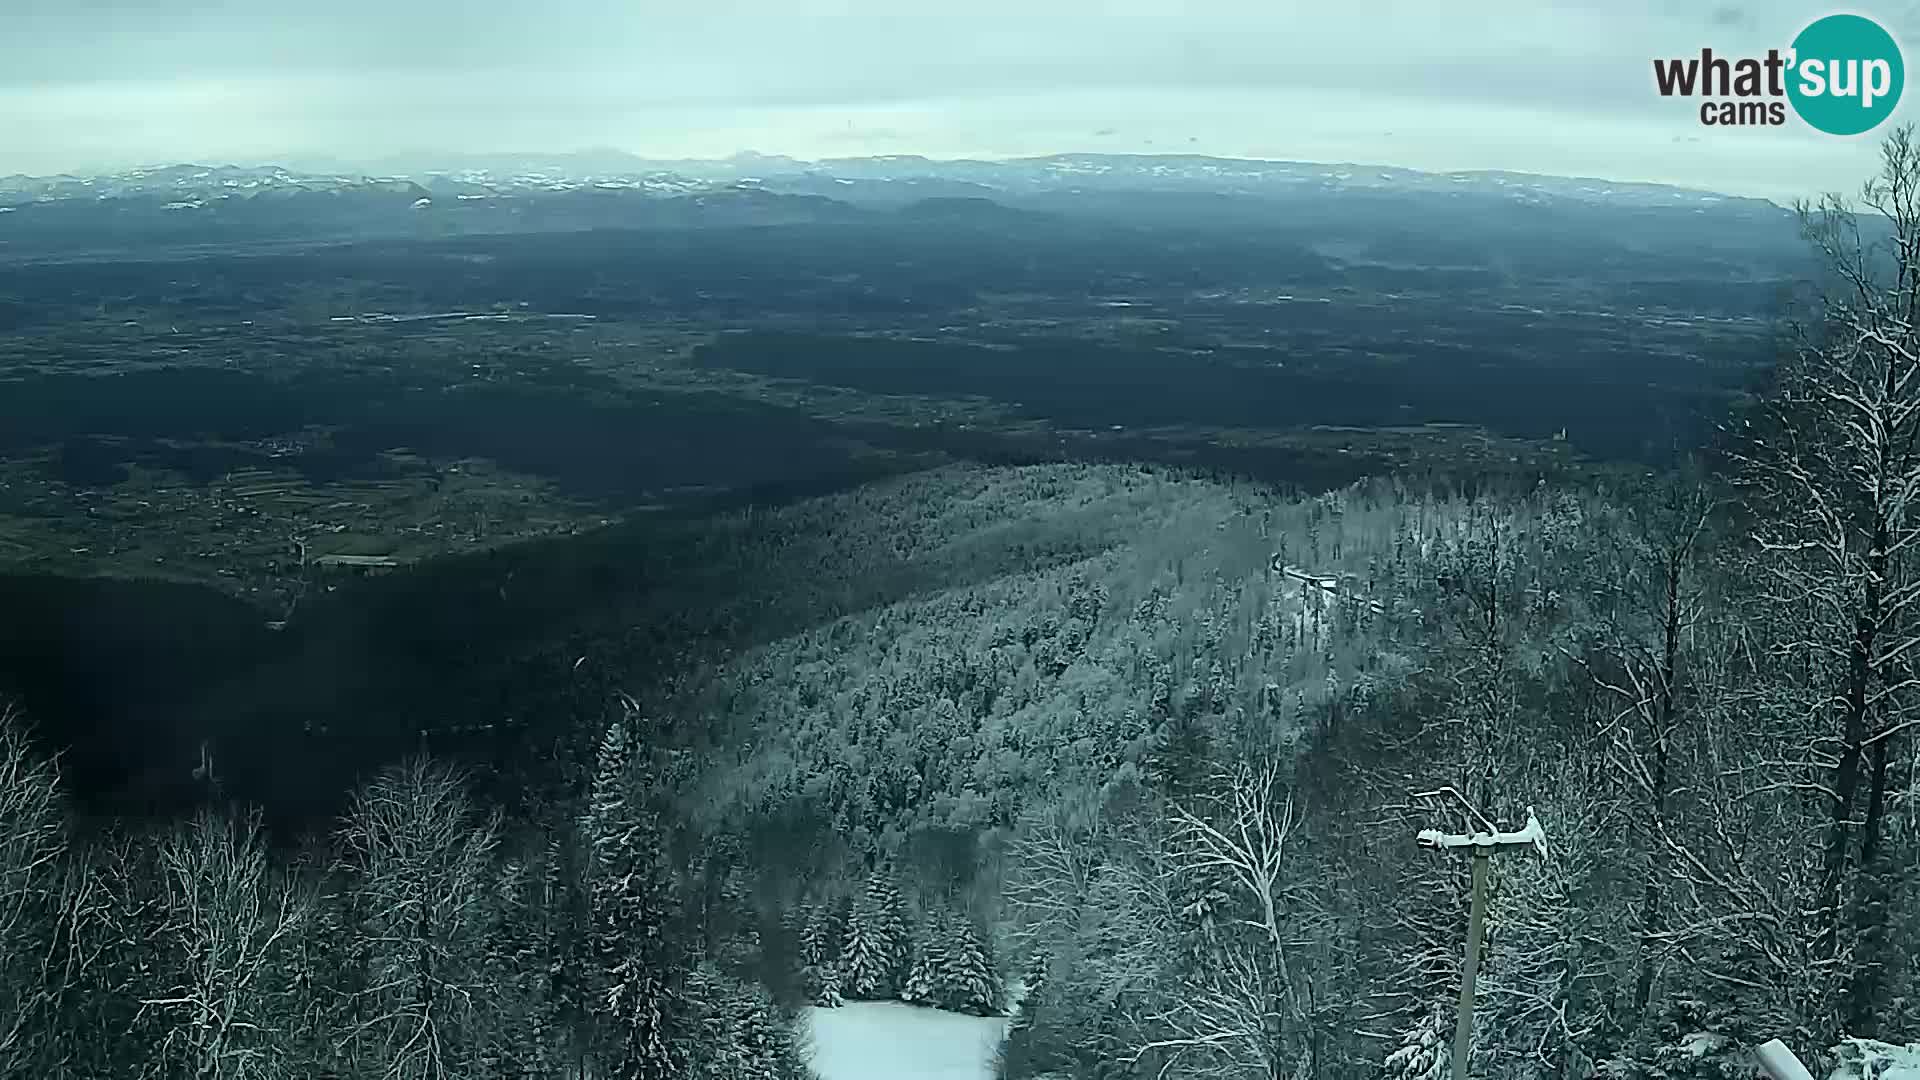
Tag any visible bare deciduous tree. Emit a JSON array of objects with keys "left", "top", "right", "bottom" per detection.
[
  {"left": 0, "top": 703, "right": 67, "bottom": 1076},
  {"left": 1567, "top": 472, "right": 1718, "bottom": 1016},
  {"left": 335, "top": 758, "right": 502, "bottom": 1080},
  {"left": 136, "top": 808, "right": 312, "bottom": 1080},
  {"left": 1645, "top": 611, "right": 1832, "bottom": 1038},
  {"left": 1737, "top": 123, "right": 1920, "bottom": 1035},
  {"left": 1130, "top": 760, "right": 1330, "bottom": 1080},
  {"left": 1004, "top": 802, "right": 1105, "bottom": 955}
]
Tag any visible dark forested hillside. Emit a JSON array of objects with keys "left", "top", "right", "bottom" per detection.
[{"left": 6, "top": 442, "right": 1918, "bottom": 1077}]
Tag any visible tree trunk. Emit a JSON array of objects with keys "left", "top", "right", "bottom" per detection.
[
  {"left": 1633, "top": 741, "right": 1670, "bottom": 1016},
  {"left": 1633, "top": 558, "right": 1684, "bottom": 1015},
  {"left": 1846, "top": 732, "right": 1897, "bottom": 1033},
  {"left": 1817, "top": 609, "right": 1872, "bottom": 968}
]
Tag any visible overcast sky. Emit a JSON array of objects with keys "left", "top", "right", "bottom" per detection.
[{"left": 7, "top": 1, "right": 1920, "bottom": 202}]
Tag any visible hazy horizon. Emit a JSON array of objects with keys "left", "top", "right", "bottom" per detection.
[
  {"left": 6, "top": 145, "right": 1794, "bottom": 205},
  {"left": 11, "top": 2, "right": 1920, "bottom": 203}
]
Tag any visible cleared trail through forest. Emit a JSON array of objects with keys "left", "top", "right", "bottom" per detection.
[{"left": 1272, "top": 553, "right": 1387, "bottom": 615}]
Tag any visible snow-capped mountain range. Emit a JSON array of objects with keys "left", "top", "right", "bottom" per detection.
[
  {"left": 0, "top": 150, "right": 1772, "bottom": 212},
  {"left": 0, "top": 149, "right": 1803, "bottom": 267}
]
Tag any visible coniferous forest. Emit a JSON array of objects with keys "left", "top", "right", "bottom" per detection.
[{"left": 12, "top": 131, "right": 1920, "bottom": 1080}]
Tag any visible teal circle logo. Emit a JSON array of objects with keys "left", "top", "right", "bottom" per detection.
[{"left": 1787, "top": 13, "right": 1905, "bottom": 135}]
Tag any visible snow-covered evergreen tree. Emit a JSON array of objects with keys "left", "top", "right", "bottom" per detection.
[
  {"left": 901, "top": 906, "right": 944, "bottom": 1007},
  {"left": 1605, "top": 993, "right": 1769, "bottom": 1080},
  {"left": 802, "top": 958, "right": 844, "bottom": 1008},
  {"left": 796, "top": 903, "right": 844, "bottom": 1007},
  {"left": 936, "top": 915, "right": 1001, "bottom": 1016},
  {"left": 1008, "top": 948, "right": 1048, "bottom": 1037},
  {"left": 707, "top": 866, "right": 763, "bottom": 980},
  {"left": 839, "top": 890, "right": 878, "bottom": 998},
  {"left": 584, "top": 721, "right": 689, "bottom": 1080},
  {"left": 479, "top": 853, "right": 562, "bottom": 1079},
  {"left": 842, "top": 871, "right": 909, "bottom": 999},
  {"left": 1383, "top": 1004, "right": 1449, "bottom": 1080},
  {"left": 685, "top": 963, "right": 812, "bottom": 1080},
  {"left": 541, "top": 823, "right": 595, "bottom": 1073}
]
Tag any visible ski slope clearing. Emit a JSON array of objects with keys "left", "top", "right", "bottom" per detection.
[{"left": 807, "top": 1001, "right": 1009, "bottom": 1080}]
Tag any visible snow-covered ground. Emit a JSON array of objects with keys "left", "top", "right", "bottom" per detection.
[
  {"left": 806, "top": 1002, "right": 1009, "bottom": 1080},
  {"left": 1830, "top": 1039, "right": 1920, "bottom": 1079}
]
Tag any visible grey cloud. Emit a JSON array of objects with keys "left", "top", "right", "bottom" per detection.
[
  {"left": 0, "top": 0, "right": 1912, "bottom": 199},
  {"left": 0, "top": 10, "right": 1706, "bottom": 118}
]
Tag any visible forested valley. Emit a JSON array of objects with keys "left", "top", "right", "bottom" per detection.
[{"left": 10, "top": 135, "right": 1920, "bottom": 1080}]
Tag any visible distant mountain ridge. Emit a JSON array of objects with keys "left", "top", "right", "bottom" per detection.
[
  {"left": 0, "top": 150, "right": 1778, "bottom": 213},
  {"left": 0, "top": 149, "right": 1804, "bottom": 267}
]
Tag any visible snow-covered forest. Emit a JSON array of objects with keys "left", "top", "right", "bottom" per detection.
[{"left": 11, "top": 131, "right": 1920, "bottom": 1080}]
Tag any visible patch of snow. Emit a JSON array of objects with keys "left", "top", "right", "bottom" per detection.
[
  {"left": 1827, "top": 1038, "right": 1920, "bottom": 1080},
  {"left": 1681, "top": 1031, "right": 1729, "bottom": 1058},
  {"left": 806, "top": 1001, "right": 1008, "bottom": 1080}
]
